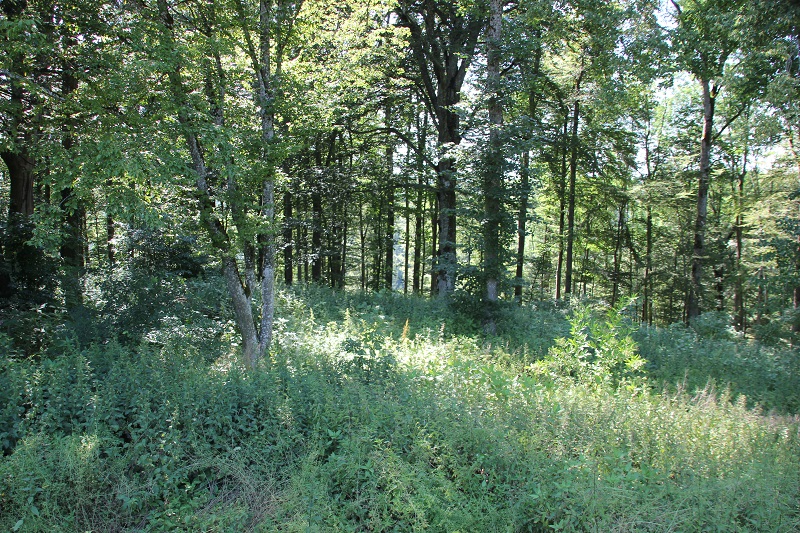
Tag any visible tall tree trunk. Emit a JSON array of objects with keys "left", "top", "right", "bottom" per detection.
[
  {"left": 791, "top": 124, "right": 800, "bottom": 333},
  {"left": 430, "top": 192, "right": 439, "bottom": 296},
  {"left": 555, "top": 115, "right": 568, "bottom": 299},
  {"left": 1, "top": 0, "right": 35, "bottom": 220},
  {"left": 312, "top": 190, "right": 322, "bottom": 282},
  {"left": 515, "top": 151, "right": 530, "bottom": 303},
  {"left": 385, "top": 147, "right": 395, "bottom": 291},
  {"left": 159, "top": 0, "right": 264, "bottom": 367},
  {"left": 373, "top": 191, "right": 384, "bottom": 291},
  {"left": 515, "top": 49, "right": 543, "bottom": 302},
  {"left": 223, "top": 255, "right": 260, "bottom": 366},
  {"left": 688, "top": 79, "right": 716, "bottom": 321},
  {"left": 611, "top": 202, "right": 625, "bottom": 307},
  {"left": 283, "top": 190, "right": 293, "bottom": 285},
  {"left": 483, "top": 0, "right": 504, "bottom": 317},
  {"left": 106, "top": 179, "right": 115, "bottom": 266},
  {"left": 394, "top": 3, "right": 484, "bottom": 298},
  {"left": 298, "top": 211, "right": 306, "bottom": 283},
  {"left": 733, "top": 146, "right": 746, "bottom": 330},
  {"left": 564, "top": 69, "right": 583, "bottom": 297},
  {"left": 436, "top": 155, "right": 457, "bottom": 296},
  {"left": 413, "top": 112, "right": 427, "bottom": 294},
  {"left": 642, "top": 206, "right": 653, "bottom": 324},
  {"left": 3, "top": 154, "right": 35, "bottom": 218},
  {"left": 404, "top": 183, "right": 410, "bottom": 294},
  {"left": 360, "top": 203, "right": 367, "bottom": 290},
  {"left": 413, "top": 188, "right": 423, "bottom": 293},
  {"left": 338, "top": 200, "right": 347, "bottom": 289},
  {"left": 794, "top": 236, "right": 800, "bottom": 334}
]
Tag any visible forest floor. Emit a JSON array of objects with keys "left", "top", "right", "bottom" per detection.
[{"left": 1, "top": 280, "right": 799, "bottom": 531}]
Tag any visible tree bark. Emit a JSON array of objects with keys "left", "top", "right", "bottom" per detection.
[
  {"left": 311, "top": 189, "right": 322, "bottom": 282},
  {"left": 413, "top": 112, "right": 427, "bottom": 294},
  {"left": 733, "top": 140, "right": 747, "bottom": 331},
  {"left": 611, "top": 201, "right": 626, "bottom": 306},
  {"left": 158, "top": 0, "right": 273, "bottom": 368},
  {"left": 3, "top": 153, "right": 35, "bottom": 218},
  {"left": 515, "top": 44, "right": 542, "bottom": 303},
  {"left": 642, "top": 206, "right": 653, "bottom": 324},
  {"left": 430, "top": 192, "right": 439, "bottom": 296},
  {"left": 688, "top": 78, "right": 716, "bottom": 321},
  {"left": 483, "top": 0, "right": 504, "bottom": 313},
  {"left": 413, "top": 188, "right": 424, "bottom": 293},
  {"left": 404, "top": 183, "right": 410, "bottom": 294},
  {"left": 555, "top": 116, "right": 568, "bottom": 300},
  {"left": 283, "top": 190, "right": 293, "bottom": 285},
  {"left": 360, "top": 203, "right": 367, "bottom": 290},
  {"left": 564, "top": 69, "right": 583, "bottom": 297},
  {"left": 385, "top": 137, "right": 395, "bottom": 291},
  {"left": 394, "top": 2, "right": 485, "bottom": 298},
  {"left": 59, "top": 35, "right": 85, "bottom": 278},
  {"left": 515, "top": 151, "right": 530, "bottom": 303},
  {"left": 1, "top": 0, "right": 36, "bottom": 220}
]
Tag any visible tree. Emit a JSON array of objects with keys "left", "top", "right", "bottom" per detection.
[
  {"left": 151, "top": 0, "right": 300, "bottom": 367},
  {"left": 481, "top": 0, "right": 505, "bottom": 329},
  {"left": 670, "top": 0, "right": 746, "bottom": 320},
  {"left": 395, "top": 0, "right": 487, "bottom": 297}
]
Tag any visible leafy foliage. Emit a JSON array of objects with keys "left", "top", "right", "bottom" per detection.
[
  {"left": 1, "top": 287, "right": 799, "bottom": 531},
  {"left": 533, "top": 299, "right": 647, "bottom": 390}
]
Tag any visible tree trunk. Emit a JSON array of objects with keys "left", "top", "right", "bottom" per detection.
[
  {"left": 223, "top": 256, "right": 260, "bottom": 366},
  {"left": 1, "top": 0, "right": 35, "bottom": 220},
  {"left": 337, "top": 201, "right": 347, "bottom": 289},
  {"left": 413, "top": 187, "right": 423, "bottom": 293},
  {"left": 436, "top": 156, "right": 457, "bottom": 296},
  {"left": 413, "top": 112, "right": 427, "bottom": 294},
  {"left": 515, "top": 151, "right": 530, "bottom": 303},
  {"left": 688, "top": 78, "right": 716, "bottom": 321},
  {"left": 794, "top": 237, "right": 800, "bottom": 334},
  {"left": 360, "top": 203, "right": 367, "bottom": 290},
  {"left": 483, "top": 0, "right": 504, "bottom": 315},
  {"left": 555, "top": 115, "right": 568, "bottom": 299},
  {"left": 158, "top": 0, "right": 268, "bottom": 368},
  {"left": 385, "top": 180, "right": 395, "bottom": 290},
  {"left": 2, "top": 153, "right": 35, "bottom": 218},
  {"left": 107, "top": 213, "right": 115, "bottom": 265},
  {"left": 312, "top": 190, "right": 322, "bottom": 282},
  {"left": 298, "top": 213, "right": 306, "bottom": 283},
  {"left": 283, "top": 190, "right": 293, "bottom": 285},
  {"left": 564, "top": 70, "right": 583, "bottom": 297},
  {"left": 404, "top": 183, "right": 410, "bottom": 294},
  {"left": 611, "top": 201, "right": 625, "bottom": 307},
  {"left": 394, "top": 2, "right": 484, "bottom": 298},
  {"left": 642, "top": 206, "right": 653, "bottom": 324},
  {"left": 431, "top": 192, "right": 439, "bottom": 296},
  {"left": 734, "top": 164, "right": 745, "bottom": 331}
]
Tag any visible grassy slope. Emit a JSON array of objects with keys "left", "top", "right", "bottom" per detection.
[{"left": 1, "top": 284, "right": 798, "bottom": 532}]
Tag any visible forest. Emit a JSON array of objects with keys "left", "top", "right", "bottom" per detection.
[{"left": 1, "top": 0, "right": 799, "bottom": 531}]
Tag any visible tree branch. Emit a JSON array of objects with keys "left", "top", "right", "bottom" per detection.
[{"left": 713, "top": 104, "right": 746, "bottom": 141}]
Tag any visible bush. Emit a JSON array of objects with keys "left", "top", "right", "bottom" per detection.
[
  {"left": 533, "top": 300, "right": 647, "bottom": 390},
  {"left": 2, "top": 287, "right": 799, "bottom": 532}
]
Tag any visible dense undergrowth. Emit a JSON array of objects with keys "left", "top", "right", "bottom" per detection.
[{"left": 1, "top": 278, "right": 799, "bottom": 531}]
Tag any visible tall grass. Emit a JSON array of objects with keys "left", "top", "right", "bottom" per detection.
[{"left": 1, "top": 284, "right": 798, "bottom": 531}]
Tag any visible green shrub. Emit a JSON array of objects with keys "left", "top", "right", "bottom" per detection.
[
  {"left": 2, "top": 287, "right": 799, "bottom": 532},
  {"left": 533, "top": 300, "right": 647, "bottom": 390}
]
